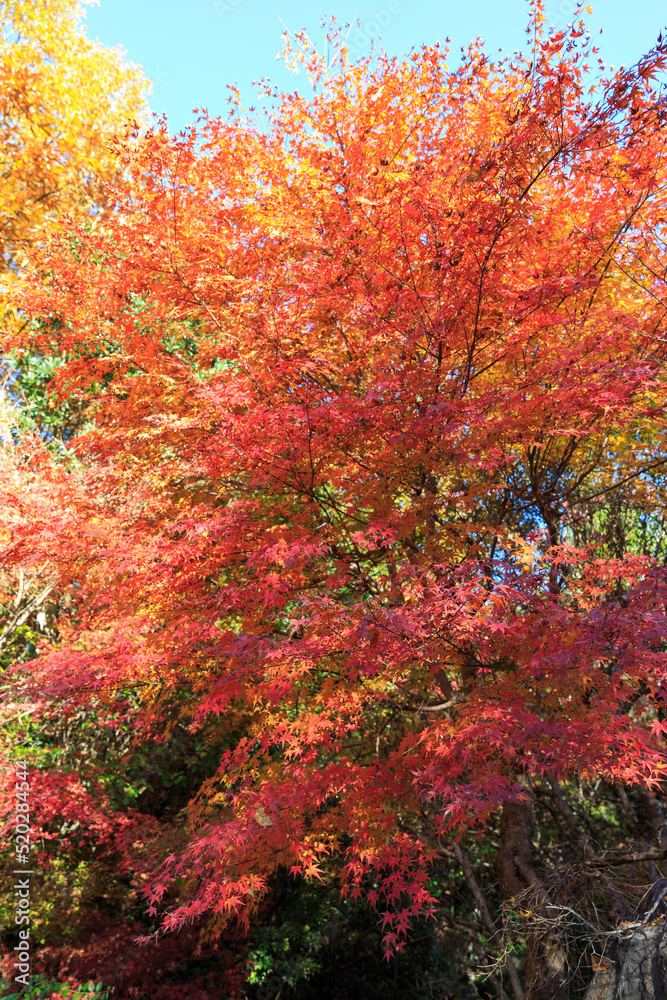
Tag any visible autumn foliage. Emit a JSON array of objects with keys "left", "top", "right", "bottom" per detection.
[
  {"left": 0, "top": 0, "right": 148, "bottom": 299},
  {"left": 4, "top": 4, "right": 667, "bottom": 997}
]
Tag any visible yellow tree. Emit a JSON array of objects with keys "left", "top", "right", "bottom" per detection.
[{"left": 0, "top": 0, "right": 148, "bottom": 292}]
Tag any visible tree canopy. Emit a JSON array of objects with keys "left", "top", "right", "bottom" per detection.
[
  {"left": 3, "top": 5, "right": 667, "bottom": 998},
  {"left": 0, "top": 0, "right": 148, "bottom": 288}
]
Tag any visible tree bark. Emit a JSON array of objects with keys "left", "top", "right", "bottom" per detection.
[
  {"left": 639, "top": 789, "right": 667, "bottom": 853},
  {"left": 585, "top": 923, "right": 667, "bottom": 1000}
]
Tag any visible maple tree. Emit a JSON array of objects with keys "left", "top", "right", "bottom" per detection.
[{"left": 4, "top": 3, "right": 667, "bottom": 997}]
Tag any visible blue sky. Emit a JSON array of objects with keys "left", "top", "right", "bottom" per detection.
[{"left": 83, "top": 0, "right": 667, "bottom": 131}]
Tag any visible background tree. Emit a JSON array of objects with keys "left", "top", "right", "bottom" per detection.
[{"left": 0, "top": 0, "right": 148, "bottom": 284}]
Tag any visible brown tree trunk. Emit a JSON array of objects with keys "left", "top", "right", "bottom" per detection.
[
  {"left": 639, "top": 788, "right": 667, "bottom": 852},
  {"left": 494, "top": 799, "right": 568, "bottom": 1000}
]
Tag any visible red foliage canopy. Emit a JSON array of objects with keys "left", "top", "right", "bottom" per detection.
[{"left": 5, "top": 5, "right": 667, "bottom": 953}]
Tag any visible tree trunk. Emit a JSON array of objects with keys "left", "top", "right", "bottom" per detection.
[{"left": 494, "top": 799, "right": 568, "bottom": 1000}]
